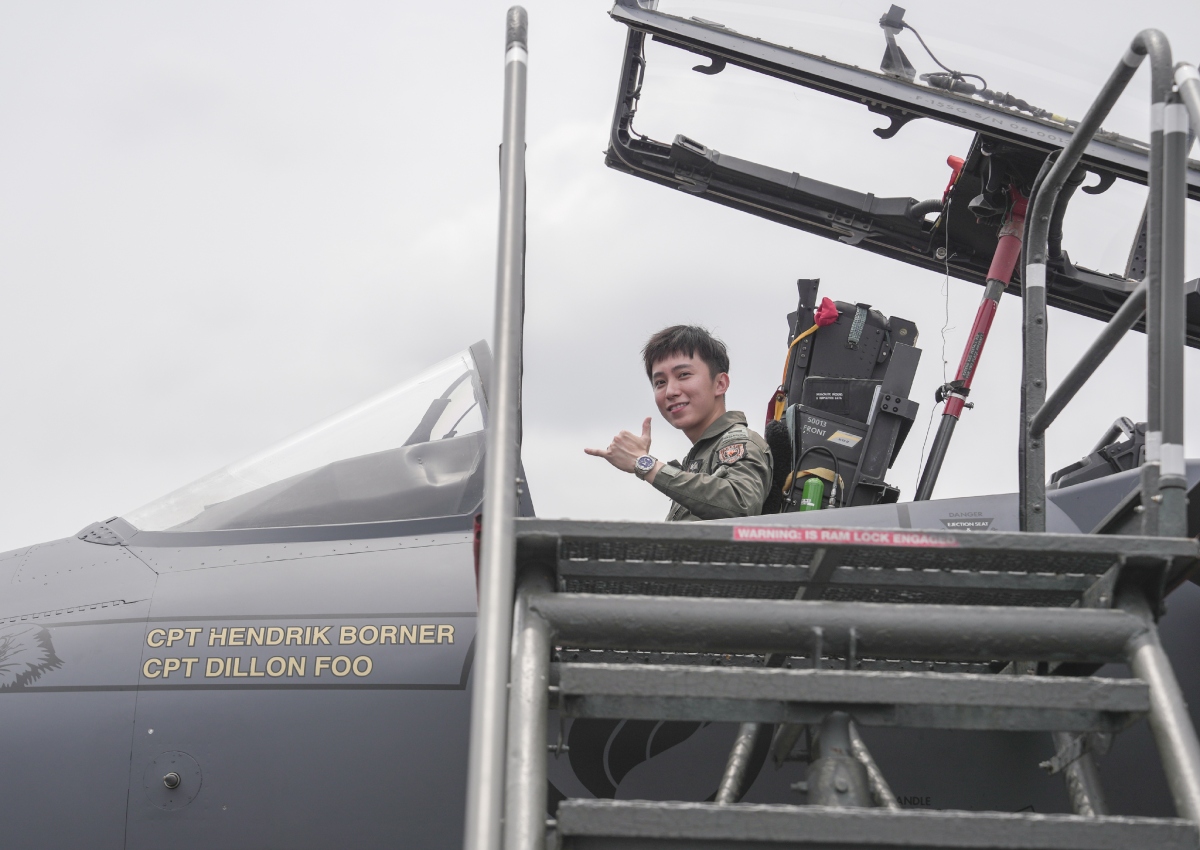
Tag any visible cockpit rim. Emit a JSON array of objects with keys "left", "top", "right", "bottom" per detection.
[{"left": 96, "top": 340, "right": 533, "bottom": 546}]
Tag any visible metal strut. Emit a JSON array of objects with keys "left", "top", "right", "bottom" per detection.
[
  {"left": 915, "top": 192, "right": 1027, "bottom": 500},
  {"left": 462, "top": 10, "right": 529, "bottom": 850}
]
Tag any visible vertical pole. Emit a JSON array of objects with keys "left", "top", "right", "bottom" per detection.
[
  {"left": 464, "top": 10, "right": 528, "bottom": 850},
  {"left": 504, "top": 570, "right": 553, "bottom": 850},
  {"left": 1021, "top": 227, "right": 1050, "bottom": 529},
  {"left": 1140, "top": 81, "right": 1167, "bottom": 536},
  {"left": 1178, "top": 65, "right": 1200, "bottom": 134},
  {"left": 1158, "top": 92, "right": 1189, "bottom": 537}
]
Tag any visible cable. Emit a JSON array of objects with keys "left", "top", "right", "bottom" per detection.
[
  {"left": 938, "top": 201, "right": 954, "bottom": 386},
  {"left": 903, "top": 22, "right": 987, "bottom": 90},
  {"left": 914, "top": 197, "right": 954, "bottom": 491}
]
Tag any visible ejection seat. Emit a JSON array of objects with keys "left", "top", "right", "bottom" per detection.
[{"left": 768, "top": 279, "right": 921, "bottom": 510}]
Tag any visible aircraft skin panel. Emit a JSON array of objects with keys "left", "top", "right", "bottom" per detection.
[
  {"left": 1, "top": 529, "right": 479, "bottom": 848},
  {"left": 1, "top": 567, "right": 154, "bottom": 850},
  {"left": 2, "top": 536, "right": 157, "bottom": 616},
  {"left": 0, "top": 523, "right": 159, "bottom": 850},
  {"left": 1, "top": 690, "right": 140, "bottom": 849},
  {"left": 123, "top": 688, "right": 472, "bottom": 848},
  {"left": 121, "top": 535, "right": 477, "bottom": 848},
  {"left": 128, "top": 529, "right": 473, "bottom": 576}
]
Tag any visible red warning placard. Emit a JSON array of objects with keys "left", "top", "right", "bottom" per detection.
[{"left": 731, "top": 526, "right": 959, "bottom": 548}]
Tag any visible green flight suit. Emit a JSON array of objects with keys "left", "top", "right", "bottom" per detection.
[{"left": 650, "top": 410, "right": 773, "bottom": 522}]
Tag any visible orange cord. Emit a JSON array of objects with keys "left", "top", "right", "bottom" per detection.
[{"left": 771, "top": 323, "right": 821, "bottom": 421}]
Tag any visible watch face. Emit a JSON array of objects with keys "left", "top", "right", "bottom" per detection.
[{"left": 635, "top": 455, "right": 655, "bottom": 472}]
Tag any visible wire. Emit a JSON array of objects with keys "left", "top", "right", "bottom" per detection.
[
  {"left": 914, "top": 197, "right": 954, "bottom": 491},
  {"left": 938, "top": 203, "right": 954, "bottom": 386},
  {"left": 903, "top": 23, "right": 987, "bottom": 91}
]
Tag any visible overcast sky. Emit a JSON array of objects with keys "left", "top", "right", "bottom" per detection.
[{"left": 1, "top": 0, "right": 1198, "bottom": 551}]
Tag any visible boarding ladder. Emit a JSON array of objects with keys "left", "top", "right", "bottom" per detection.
[{"left": 463, "top": 11, "right": 1200, "bottom": 850}]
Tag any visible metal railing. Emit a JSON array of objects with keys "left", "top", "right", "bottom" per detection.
[
  {"left": 1020, "top": 31, "right": 1194, "bottom": 537},
  {"left": 461, "top": 16, "right": 1200, "bottom": 850},
  {"left": 462, "top": 9, "right": 529, "bottom": 850}
]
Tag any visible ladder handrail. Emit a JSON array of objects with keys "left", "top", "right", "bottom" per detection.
[{"left": 1020, "top": 31, "right": 1189, "bottom": 537}]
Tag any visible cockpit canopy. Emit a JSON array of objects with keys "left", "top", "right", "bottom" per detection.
[
  {"left": 124, "top": 345, "right": 489, "bottom": 532},
  {"left": 604, "top": 0, "right": 1200, "bottom": 344}
]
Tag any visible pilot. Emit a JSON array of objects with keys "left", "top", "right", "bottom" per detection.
[{"left": 585, "top": 325, "right": 772, "bottom": 521}]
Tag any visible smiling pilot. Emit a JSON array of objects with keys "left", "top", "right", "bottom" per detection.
[{"left": 586, "top": 325, "right": 772, "bottom": 522}]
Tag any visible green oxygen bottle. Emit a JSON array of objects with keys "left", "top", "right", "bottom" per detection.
[{"left": 798, "top": 475, "right": 825, "bottom": 511}]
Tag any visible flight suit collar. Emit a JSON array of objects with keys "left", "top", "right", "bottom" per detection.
[{"left": 695, "top": 410, "right": 747, "bottom": 445}]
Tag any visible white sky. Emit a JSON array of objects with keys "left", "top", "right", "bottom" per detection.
[{"left": 0, "top": 0, "right": 1198, "bottom": 551}]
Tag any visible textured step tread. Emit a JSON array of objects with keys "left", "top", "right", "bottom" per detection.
[{"left": 555, "top": 799, "right": 1199, "bottom": 850}]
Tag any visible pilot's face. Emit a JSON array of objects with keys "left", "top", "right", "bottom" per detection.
[{"left": 650, "top": 353, "right": 729, "bottom": 440}]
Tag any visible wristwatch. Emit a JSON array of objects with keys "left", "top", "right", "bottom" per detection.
[{"left": 633, "top": 455, "right": 657, "bottom": 479}]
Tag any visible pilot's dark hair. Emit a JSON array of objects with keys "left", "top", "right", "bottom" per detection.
[{"left": 642, "top": 325, "right": 730, "bottom": 381}]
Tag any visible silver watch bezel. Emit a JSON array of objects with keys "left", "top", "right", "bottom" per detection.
[{"left": 634, "top": 455, "right": 656, "bottom": 478}]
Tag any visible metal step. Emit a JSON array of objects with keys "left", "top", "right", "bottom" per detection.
[
  {"left": 555, "top": 664, "right": 1149, "bottom": 732},
  {"left": 532, "top": 595, "right": 1146, "bottom": 664},
  {"left": 554, "top": 800, "right": 1199, "bottom": 850},
  {"left": 516, "top": 519, "right": 1199, "bottom": 607}
]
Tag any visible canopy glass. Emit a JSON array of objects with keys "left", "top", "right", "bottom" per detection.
[{"left": 125, "top": 348, "right": 487, "bottom": 531}]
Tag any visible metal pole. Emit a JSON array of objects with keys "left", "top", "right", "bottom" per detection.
[
  {"left": 1159, "top": 91, "right": 1189, "bottom": 538},
  {"left": 1020, "top": 31, "right": 1170, "bottom": 532},
  {"left": 463, "top": 10, "right": 528, "bottom": 850},
  {"left": 1123, "top": 589, "right": 1200, "bottom": 822},
  {"left": 1028, "top": 281, "right": 1146, "bottom": 438},
  {"left": 1179, "top": 65, "right": 1200, "bottom": 134},
  {"left": 504, "top": 571, "right": 554, "bottom": 850},
  {"left": 1140, "top": 47, "right": 1170, "bottom": 538},
  {"left": 849, "top": 721, "right": 899, "bottom": 810},
  {"left": 715, "top": 723, "right": 761, "bottom": 804},
  {"left": 914, "top": 416, "right": 956, "bottom": 501},
  {"left": 1051, "top": 732, "right": 1109, "bottom": 817},
  {"left": 915, "top": 200, "right": 1025, "bottom": 501}
]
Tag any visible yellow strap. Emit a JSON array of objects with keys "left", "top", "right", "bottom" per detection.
[
  {"left": 771, "top": 323, "right": 821, "bottom": 422},
  {"left": 780, "top": 323, "right": 820, "bottom": 386},
  {"left": 783, "top": 467, "right": 843, "bottom": 493}
]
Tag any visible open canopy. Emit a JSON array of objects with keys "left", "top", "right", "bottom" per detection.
[{"left": 605, "top": 0, "right": 1200, "bottom": 344}]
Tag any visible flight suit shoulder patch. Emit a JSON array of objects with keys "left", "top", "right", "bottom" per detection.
[{"left": 717, "top": 443, "right": 747, "bottom": 465}]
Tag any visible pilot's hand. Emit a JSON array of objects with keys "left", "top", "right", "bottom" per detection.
[{"left": 585, "top": 417, "right": 652, "bottom": 474}]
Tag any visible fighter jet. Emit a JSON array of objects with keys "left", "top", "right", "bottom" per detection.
[{"left": 3, "top": 3, "right": 1199, "bottom": 848}]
